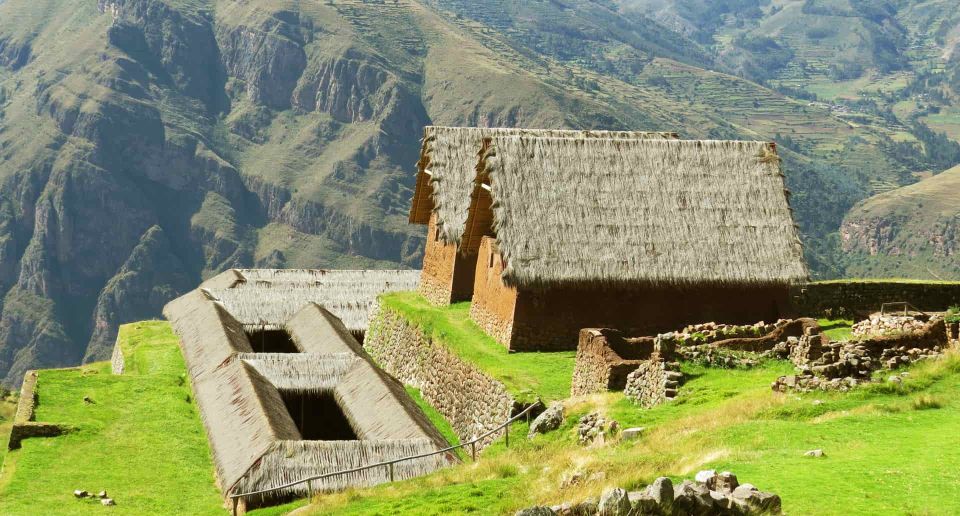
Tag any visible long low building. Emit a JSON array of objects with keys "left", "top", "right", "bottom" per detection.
[{"left": 161, "top": 269, "right": 451, "bottom": 510}]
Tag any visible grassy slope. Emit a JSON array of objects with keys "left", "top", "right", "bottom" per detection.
[
  {"left": 0, "top": 391, "right": 15, "bottom": 468},
  {"left": 0, "top": 321, "right": 223, "bottom": 515},
  {"left": 305, "top": 351, "right": 960, "bottom": 515},
  {"left": 380, "top": 292, "right": 576, "bottom": 403}
]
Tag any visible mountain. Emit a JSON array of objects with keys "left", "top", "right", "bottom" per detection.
[
  {"left": 0, "top": 0, "right": 958, "bottom": 385},
  {"left": 840, "top": 164, "right": 960, "bottom": 279}
]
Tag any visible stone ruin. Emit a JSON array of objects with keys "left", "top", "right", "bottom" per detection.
[
  {"left": 852, "top": 312, "right": 931, "bottom": 338},
  {"left": 516, "top": 470, "right": 781, "bottom": 516},
  {"left": 623, "top": 335, "right": 682, "bottom": 408},
  {"left": 773, "top": 317, "right": 951, "bottom": 393}
]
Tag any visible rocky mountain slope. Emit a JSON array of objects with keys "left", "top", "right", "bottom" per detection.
[
  {"left": 0, "top": 0, "right": 958, "bottom": 385},
  {"left": 841, "top": 164, "right": 960, "bottom": 279}
]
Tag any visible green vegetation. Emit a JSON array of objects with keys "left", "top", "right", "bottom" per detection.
[
  {"left": 0, "top": 390, "right": 16, "bottom": 468},
  {"left": 306, "top": 352, "right": 960, "bottom": 515},
  {"left": 818, "top": 318, "right": 854, "bottom": 341},
  {"left": 405, "top": 386, "right": 463, "bottom": 455},
  {"left": 380, "top": 292, "right": 576, "bottom": 402},
  {"left": 0, "top": 322, "right": 223, "bottom": 515},
  {"left": 947, "top": 307, "right": 960, "bottom": 324}
]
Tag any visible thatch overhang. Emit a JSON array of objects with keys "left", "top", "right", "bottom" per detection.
[
  {"left": 408, "top": 127, "right": 680, "bottom": 245},
  {"left": 464, "top": 136, "right": 808, "bottom": 289},
  {"left": 202, "top": 269, "right": 420, "bottom": 335}
]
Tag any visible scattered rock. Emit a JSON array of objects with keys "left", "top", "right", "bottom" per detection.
[
  {"left": 74, "top": 490, "right": 89, "bottom": 498},
  {"left": 515, "top": 506, "right": 554, "bottom": 516},
  {"left": 101, "top": 498, "right": 116, "bottom": 506},
  {"left": 577, "top": 413, "right": 618, "bottom": 446},
  {"left": 805, "top": 449, "right": 825, "bottom": 458},
  {"left": 98, "top": 491, "right": 108, "bottom": 499},
  {"left": 621, "top": 427, "right": 644, "bottom": 441},
  {"left": 598, "top": 487, "right": 630, "bottom": 516},
  {"left": 673, "top": 480, "right": 714, "bottom": 515},
  {"left": 528, "top": 403, "right": 564, "bottom": 439},
  {"left": 83, "top": 396, "right": 93, "bottom": 404}
]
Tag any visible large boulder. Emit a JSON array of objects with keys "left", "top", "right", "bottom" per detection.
[
  {"left": 528, "top": 402, "right": 564, "bottom": 438},
  {"left": 598, "top": 487, "right": 631, "bottom": 516}
]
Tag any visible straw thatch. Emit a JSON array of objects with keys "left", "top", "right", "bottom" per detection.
[
  {"left": 409, "top": 127, "right": 680, "bottom": 244},
  {"left": 467, "top": 137, "right": 807, "bottom": 288},
  {"left": 202, "top": 269, "right": 420, "bottom": 334},
  {"left": 164, "top": 288, "right": 453, "bottom": 504}
]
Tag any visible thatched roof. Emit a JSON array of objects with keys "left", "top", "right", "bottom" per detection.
[
  {"left": 408, "top": 127, "right": 680, "bottom": 244},
  {"left": 163, "top": 290, "right": 452, "bottom": 502},
  {"left": 202, "top": 269, "right": 420, "bottom": 333},
  {"left": 464, "top": 137, "right": 807, "bottom": 288}
]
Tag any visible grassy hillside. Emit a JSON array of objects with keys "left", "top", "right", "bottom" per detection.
[
  {"left": 304, "top": 349, "right": 960, "bottom": 515},
  {"left": 0, "top": 321, "right": 224, "bottom": 515}
]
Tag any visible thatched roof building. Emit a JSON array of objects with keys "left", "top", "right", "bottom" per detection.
[
  {"left": 200, "top": 269, "right": 420, "bottom": 336},
  {"left": 462, "top": 136, "right": 808, "bottom": 350},
  {"left": 410, "top": 126, "right": 679, "bottom": 306},
  {"left": 162, "top": 281, "right": 451, "bottom": 509}
]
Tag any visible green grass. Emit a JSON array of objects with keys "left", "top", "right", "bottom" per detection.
[
  {"left": 406, "top": 386, "right": 464, "bottom": 459},
  {"left": 0, "top": 321, "right": 223, "bottom": 515},
  {"left": 379, "top": 292, "right": 576, "bottom": 402},
  {"left": 305, "top": 352, "right": 960, "bottom": 515},
  {"left": 818, "top": 318, "right": 854, "bottom": 341},
  {"left": 0, "top": 392, "right": 16, "bottom": 468}
]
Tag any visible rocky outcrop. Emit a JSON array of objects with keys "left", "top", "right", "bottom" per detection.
[{"left": 85, "top": 226, "right": 193, "bottom": 362}]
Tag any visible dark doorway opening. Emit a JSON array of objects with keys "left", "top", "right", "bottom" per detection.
[
  {"left": 281, "top": 391, "right": 359, "bottom": 441},
  {"left": 246, "top": 329, "right": 300, "bottom": 353}
]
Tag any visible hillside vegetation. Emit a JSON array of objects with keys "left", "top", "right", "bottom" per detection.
[{"left": 3, "top": 0, "right": 960, "bottom": 384}]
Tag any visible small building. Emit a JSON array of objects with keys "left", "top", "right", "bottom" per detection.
[
  {"left": 409, "top": 126, "right": 679, "bottom": 306},
  {"left": 163, "top": 271, "right": 452, "bottom": 510},
  {"left": 461, "top": 136, "right": 808, "bottom": 351}
]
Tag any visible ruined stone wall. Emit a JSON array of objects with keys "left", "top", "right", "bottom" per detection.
[
  {"left": 365, "top": 306, "right": 515, "bottom": 449},
  {"left": 571, "top": 329, "right": 656, "bottom": 397},
  {"left": 469, "top": 237, "right": 517, "bottom": 348},
  {"left": 623, "top": 336, "right": 682, "bottom": 408},
  {"left": 791, "top": 281, "right": 960, "bottom": 318},
  {"left": 8, "top": 370, "right": 67, "bottom": 450}
]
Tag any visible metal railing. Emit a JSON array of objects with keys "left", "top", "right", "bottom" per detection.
[
  {"left": 880, "top": 302, "right": 925, "bottom": 317},
  {"left": 229, "top": 401, "right": 541, "bottom": 514}
]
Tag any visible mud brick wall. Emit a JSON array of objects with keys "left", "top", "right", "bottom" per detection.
[{"left": 571, "top": 329, "right": 656, "bottom": 397}]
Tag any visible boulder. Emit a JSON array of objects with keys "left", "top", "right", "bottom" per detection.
[
  {"left": 621, "top": 427, "right": 645, "bottom": 441},
  {"left": 804, "top": 449, "right": 825, "bottom": 458},
  {"left": 673, "top": 480, "right": 714, "bottom": 516},
  {"left": 694, "top": 469, "right": 717, "bottom": 486},
  {"left": 598, "top": 487, "right": 631, "bottom": 516},
  {"left": 730, "top": 485, "right": 782, "bottom": 514},
  {"left": 515, "top": 507, "right": 555, "bottom": 516},
  {"left": 101, "top": 498, "right": 116, "bottom": 506},
  {"left": 73, "top": 490, "right": 89, "bottom": 498},
  {"left": 529, "top": 403, "right": 564, "bottom": 439},
  {"left": 645, "top": 477, "right": 674, "bottom": 507},
  {"left": 714, "top": 471, "right": 739, "bottom": 494}
]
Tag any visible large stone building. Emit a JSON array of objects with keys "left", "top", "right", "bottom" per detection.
[
  {"left": 409, "top": 126, "right": 679, "bottom": 306},
  {"left": 455, "top": 136, "right": 808, "bottom": 351}
]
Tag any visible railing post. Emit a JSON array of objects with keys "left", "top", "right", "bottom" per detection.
[
  {"left": 232, "top": 497, "right": 238, "bottom": 516},
  {"left": 471, "top": 441, "right": 476, "bottom": 461},
  {"left": 388, "top": 462, "right": 395, "bottom": 482},
  {"left": 307, "top": 479, "right": 314, "bottom": 501},
  {"left": 505, "top": 423, "right": 509, "bottom": 448}
]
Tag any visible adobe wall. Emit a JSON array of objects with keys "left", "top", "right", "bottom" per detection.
[
  {"left": 469, "top": 237, "right": 517, "bottom": 347},
  {"left": 418, "top": 214, "right": 457, "bottom": 306},
  {"left": 365, "top": 305, "right": 515, "bottom": 449},
  {"left": 791, "top": 281, "right": 960, "bottom": 318},
  {"left": 510, "top": 284, "right": 793, "bottom": 352}
]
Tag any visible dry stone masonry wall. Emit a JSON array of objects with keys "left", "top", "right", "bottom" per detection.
[
  {"left": 8, "top": 371, "right": 68, "bottom": 450},
  {"left": 792, "top": 281, "right": 960, "bottom": 318},
  {"left": 365, "top": 306, "right": 515, "bottom": 449}
]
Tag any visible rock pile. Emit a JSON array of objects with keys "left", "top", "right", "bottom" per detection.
[
  {"left": 678, "top": 321, "right": 780, "bottom": 345},
  {"left": 678, "top": 346, "right": 761, "bottom": 369},
  {"left": 517, "top": 471, "right": 781, "bottom": 515},
  {"left": 852, "top": 314, "right": 927, "bottom": 338},
  {"left": 577, "top": 412, "right": 619, "bottom": 446}
]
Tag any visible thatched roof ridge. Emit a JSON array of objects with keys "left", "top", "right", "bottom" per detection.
[
  {"left": 286, "top": 303, "right": 365, "bottom": 355},
  {"left": 472, "top": 136, "right": 807, "bottom": 288},
  {"left": 203, "top": 269, "right": 420, "bottom": 333},
  {"left": 409, "top": 126, "right": 680, "bottom": 243},
  {"left": 238, "top": 353, "right": 359, "bottom": 393},
  {"left": 163, "top": 290, "right": 253, "bottom": 378}
]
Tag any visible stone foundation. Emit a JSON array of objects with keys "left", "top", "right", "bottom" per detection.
[
  {"left": 365, "top": 306, "right": 516, "bottom": 449},
  {"left": 624, "top": 359, "right": 683, "bottom": 408},
  {"left": 8, "top": 370, "right": 68, "bottom": 450},
  {"left": 469, "top": 300, "right": 514, "bottom": 349},
  {"left": 418, "top": 272, "right": 453, "bottom": 307}
]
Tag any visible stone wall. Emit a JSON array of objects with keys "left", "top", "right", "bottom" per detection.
[
  {"left": 111, "top": 335, "right": 126, "bottom": 375},
  {"left": 365, "top": 306, "right": 515, "bottom": 449},
  {"left": 791, "top": 281, "right": 960, "bottom": 318},
  {"left": 8, "top": 370, "right": 68, "bottom": 450},
  {"left": 624, "top": 358, "right": 683, "bottom": 408},
  {"left": 571, "top": 329, "right": 657, "bottom": 397}
]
